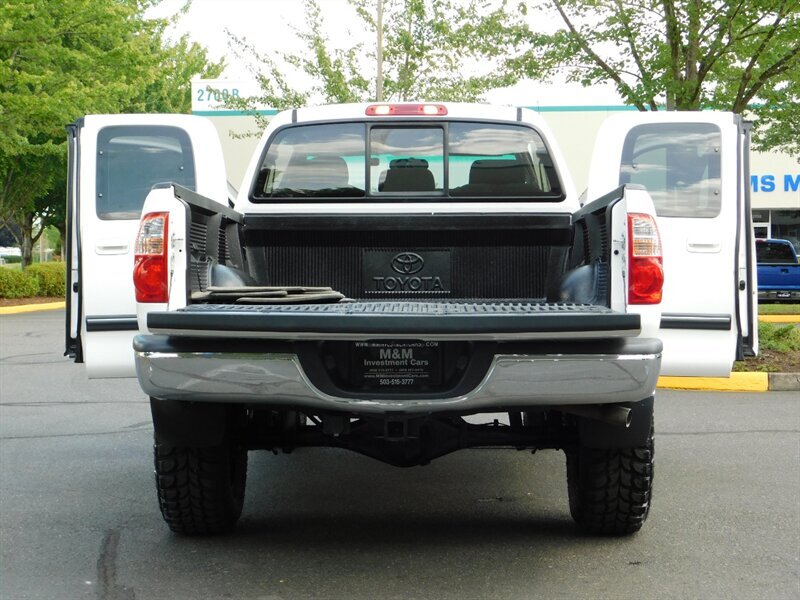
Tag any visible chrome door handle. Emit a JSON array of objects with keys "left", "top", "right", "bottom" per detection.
[
  {"left": 95, "top": 242, "right": 129, "bottom": 255},
  {"left": 686, "top": 240, "right": 721, "bottom": 253}
]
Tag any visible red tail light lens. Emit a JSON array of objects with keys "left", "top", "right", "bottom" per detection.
[
  {"left": 365, "top": 103, "right": 447, "bottom": 116},
  {"left": 134, "top": 212, "right": 169, "bottom": 303},
  {"left": 628, "top": 213, "right": 663, "bottom": 305}
]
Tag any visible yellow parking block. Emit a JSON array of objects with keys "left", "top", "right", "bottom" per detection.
[
  {"left": 657, "top": 372, "right": 769, "bottom": 392},
  {"left": 759, "top": 315, "right": 800, "bottom": 323},
  {"left": 0, "top": 301, "right": 65, "bottom": 315}
]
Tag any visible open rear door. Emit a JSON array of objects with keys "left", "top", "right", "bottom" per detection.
[
  {"left": 586, "top": 112, "right": 757, "bottom": 376},
  {"left": 65, "top": 114, "right": 227, "bottom": 377}
]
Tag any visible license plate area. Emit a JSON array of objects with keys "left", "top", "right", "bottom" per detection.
[
  {"left": 315, "top": 340, "right": 474, "bottom": 394},
  {"left": 351, "top": 341, "right": 442, "bottom": 389}
]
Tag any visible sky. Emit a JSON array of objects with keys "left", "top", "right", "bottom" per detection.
[{"left": 148, "top": 0, "right": 624, "bottom": 107}]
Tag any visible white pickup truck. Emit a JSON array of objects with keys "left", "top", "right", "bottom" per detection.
[{"left": 65, "top": 103, "right": 757, "bottom": 536}]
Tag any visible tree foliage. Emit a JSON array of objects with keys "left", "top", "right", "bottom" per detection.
[
  {"left": 225, "top": 0, "right": 517, "bottom": 128},
  {"left": 226, "top": 0, "right": 797, "bottom": 154},
  {"left": 505, "top": 0, "right": 800, "bottom": 154},
  {"left": 0, "top": 0, "right": 223, "bottom": 265}
]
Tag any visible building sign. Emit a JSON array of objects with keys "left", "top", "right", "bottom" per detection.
[
  {"left": 191, "top": 79, "right": 271, "bottom": 114},
  {"left": 751, "top": 173, "right": 800, "bottom": 193}
]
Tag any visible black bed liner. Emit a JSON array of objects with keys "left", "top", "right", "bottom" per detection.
[{"left": 147, "top": 301, "right": 640, "bottom": 339}]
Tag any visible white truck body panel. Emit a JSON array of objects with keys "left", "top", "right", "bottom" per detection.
[
  {"left": 587, "top": 112, "right": 756, "bottom": 376},
  {"left": 66, "top": 114, "right": 227, "bottom": 377},
  {"left": 67, "top": 104, "right": 754, "bottom": 379}
]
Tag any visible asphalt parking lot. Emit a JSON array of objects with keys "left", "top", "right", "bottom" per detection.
[{"left": 1, "top": 309, "right": 799, "bottom": 600}]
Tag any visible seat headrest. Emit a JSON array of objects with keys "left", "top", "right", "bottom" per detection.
[
  {"left": 469, "top": 159, "right": 530, "bottom": 185},
  {"left": 382, "top": 165, "right": 435, "bottom": 192},
  {"left": 389, "top": 158, "right": 429, "bottom": 169},
  {"left": 279, "top": 154, "right": 350, "bottom": 190}
]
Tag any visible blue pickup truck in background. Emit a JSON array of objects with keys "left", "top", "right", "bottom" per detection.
[{"left": 757, "top": 239, "right": 800, "bottom": 302}]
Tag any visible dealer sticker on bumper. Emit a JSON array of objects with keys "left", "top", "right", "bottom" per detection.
[{"left": 351, "top": 341, "right": 442, "bottom": 388}]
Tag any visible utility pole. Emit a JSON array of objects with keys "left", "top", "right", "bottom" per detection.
[{"left": 376, "top": 0, "right": 384, "bottom": 101}]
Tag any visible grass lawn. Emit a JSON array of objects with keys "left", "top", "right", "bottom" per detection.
[
  {"left": 758, "top": 303, "right": 800, "bottom": 315},
  {"left": 733, "top": 320, "right": 800, "bottom": 372}
]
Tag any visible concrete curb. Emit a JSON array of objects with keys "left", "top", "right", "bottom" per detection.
[
  {"left": 0, "top": 301, "right": 66, "bottom": 315},
  {"left": 768, "top": 372, "right": 800, "bottom": 391}
]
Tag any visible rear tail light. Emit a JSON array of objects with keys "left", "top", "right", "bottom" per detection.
[
  {"left": 627, "top": 213, "right": 663, "bottom": 305},
  {"left": 365, "top": 103, "right": 448, "bottom": 116},
  {"left": 134, "top": 212, "right": 169, "bottom": 303}
]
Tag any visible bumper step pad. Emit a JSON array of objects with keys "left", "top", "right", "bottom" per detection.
[{"left": 147, "top": 301, "right": 639, "bottom": 341}]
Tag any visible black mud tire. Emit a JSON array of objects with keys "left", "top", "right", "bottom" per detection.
[
  {"left": 154, "top": 439, "right": 248, "bottom": 535},
  {"left": 566, "top": 416, "right": 654, "bottom": 536}
]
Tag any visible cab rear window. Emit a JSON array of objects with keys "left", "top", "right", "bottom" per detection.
[{"left": 251, "top": 121, "right": 564, "bottom": 201}]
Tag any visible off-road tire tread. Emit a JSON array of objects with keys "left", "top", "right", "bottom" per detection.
[
  {"left": 154, "top": 441, "right": 247, "bottom": 535},
  {"left": 566, "top": 417, "right": 654, "bottom": 535}
]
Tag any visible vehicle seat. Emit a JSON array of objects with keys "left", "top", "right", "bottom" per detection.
[
  {"left": 469, "top": 159, "right": 539, "bottom": 192},
  {"left": 381, "top": 158, "right": 435, "bottom": 192},
  {"left": 278, "top": 154, "right": 350, "bottom": 191}
]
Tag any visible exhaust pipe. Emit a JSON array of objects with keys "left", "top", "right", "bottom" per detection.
[{"left": 559, "top": 404, "right": 632, "bottom": 428}]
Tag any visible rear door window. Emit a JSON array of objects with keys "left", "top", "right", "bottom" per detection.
[
  {"left": 619, "top": 124, "right": 721, "bottom": 218},
  {"left": 96, "top": 126, "right": 196, "bottom": 220}
]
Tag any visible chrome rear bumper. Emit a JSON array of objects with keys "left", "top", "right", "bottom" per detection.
[{"left": 135, "top": 341, "right": 661, "bottom": 414}]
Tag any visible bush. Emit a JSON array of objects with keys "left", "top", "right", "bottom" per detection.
[
  {"left": 25, "top": 262, "right": 66, "bottom": 297},
  {"left": 0, "top": 267, "right": 39, "bottom": 298},
  {"left": 1, "top": 255, "right": 22, "bottom": 264}
]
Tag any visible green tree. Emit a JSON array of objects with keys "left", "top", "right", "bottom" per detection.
[
  {"left": 505, "top": 0, "right": 800, "bottom": 154},
  {"left": 134, "top": 31, "right": 225, "bottom": 114},
  {"left": 753, "top": 71, "right": 799, "bottom": 154},
  {"left": 0, "top": 0, "right": 223, "bottom": 266},
  {"left": 225, "top": 0, "right": 517, "bottom": 128}
]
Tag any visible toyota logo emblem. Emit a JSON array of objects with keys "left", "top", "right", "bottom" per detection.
[{"left": 391, "top": 252, "right": 424, "bottom": 275}]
